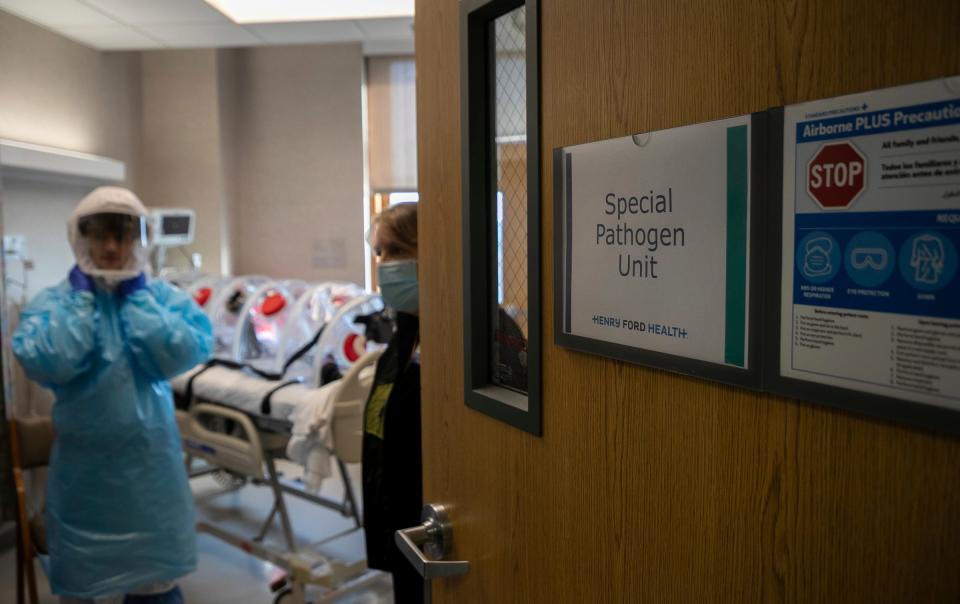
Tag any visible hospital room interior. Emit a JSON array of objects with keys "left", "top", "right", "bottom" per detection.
[
  {"left": 2, "top": 1, "right": 959, "bottom": 604},
  {"left": 0, "top": 1, "right": 420, "bottom": 602}
]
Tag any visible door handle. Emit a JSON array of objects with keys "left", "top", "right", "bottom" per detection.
[{"left": 395, "top": 503, "right": 470, "bottom": 580}]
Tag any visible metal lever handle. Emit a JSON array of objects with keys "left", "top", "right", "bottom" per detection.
[{"left": 395, "top": 504, "right": 470, "bottom": 580}]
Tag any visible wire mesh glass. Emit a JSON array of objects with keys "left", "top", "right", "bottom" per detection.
[{"left": 490, "top": 5, "right": 529, "bottom": 393}]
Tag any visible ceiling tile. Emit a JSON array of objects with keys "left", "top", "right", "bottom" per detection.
[
  {"left": 245, "top": 20, "right": 365, "bottom": 45},
  {"left": 58, "top": 24, "right": 164, "bottom": 50},
  {"left": 354, "top": 17, "right": 414, "bottom": 39},
  {"left": 0, "top": 0, "right": 118, "bottom": 27},
  {"left": 79, "top": 0, "right": 228, "bottom": 25},
  {"left": 141, "top": 22, "right": 258, "bottom": 48}
]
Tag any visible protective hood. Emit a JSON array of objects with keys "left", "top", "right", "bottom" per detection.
[{"left": 68, "top": 186, "right": 151, "bottom": 286}]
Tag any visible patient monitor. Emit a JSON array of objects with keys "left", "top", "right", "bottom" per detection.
[
  {"left": 151, "top": 208, "right": 195, "bottom": 247},
  {"left": 150, "top": 208, "right": 198, "bottom": 280}
]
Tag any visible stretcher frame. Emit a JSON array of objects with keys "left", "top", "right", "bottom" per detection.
[{"left": 176, "top": 349, "right": 385, "bottom": 604}]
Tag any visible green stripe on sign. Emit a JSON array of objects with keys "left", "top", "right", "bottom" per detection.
[{"left": 724, "top": 125, "right": 748, "bottom": 367}]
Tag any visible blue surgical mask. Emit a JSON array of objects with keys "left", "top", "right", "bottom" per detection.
[{"left": 378, "top": 259, "right": 419, "bottom": 313}]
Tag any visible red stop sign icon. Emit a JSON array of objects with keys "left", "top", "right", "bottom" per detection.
[{"left": 806, "top": 142, "right": 866, "bottom": 209}]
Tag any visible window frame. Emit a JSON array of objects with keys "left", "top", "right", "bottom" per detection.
[{"left": 460, "top": 0, "right": 542, "bottom": 436}]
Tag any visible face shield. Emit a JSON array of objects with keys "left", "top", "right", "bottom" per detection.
[{"left": 68, "top": 187, "right": 152, "bottom": 285}]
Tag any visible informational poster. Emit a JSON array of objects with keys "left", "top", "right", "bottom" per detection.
[
  {"left": 781, "top": 77, "right": 960, "bottom": 410},
  {"left": 558, "top": 115, "right": 752, "bottom": 370}
]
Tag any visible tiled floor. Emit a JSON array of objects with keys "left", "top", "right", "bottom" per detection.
[{"left": 0, "top": 460, "right": 394, "bottom": 604}]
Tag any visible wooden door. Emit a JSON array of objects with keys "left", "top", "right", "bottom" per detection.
[{"left": 415, "top": 0, "right": 960, "bottom": 601}]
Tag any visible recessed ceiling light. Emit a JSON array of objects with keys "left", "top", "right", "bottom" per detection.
[{"left": 204, "top": 0, "right": 414, "bottom": 24}]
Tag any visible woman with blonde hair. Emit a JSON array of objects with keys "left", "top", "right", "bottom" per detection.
[{"left": 362, "top": 202, "right": 423, "bottom": 603}]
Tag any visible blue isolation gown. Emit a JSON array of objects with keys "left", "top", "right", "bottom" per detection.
[{"left": 13, "top": 279, "right": 213, "bottom": 598}]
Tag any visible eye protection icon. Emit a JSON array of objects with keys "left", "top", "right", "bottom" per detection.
[{"left": 850, "top": 248, "right": 888, "bottom": 271}]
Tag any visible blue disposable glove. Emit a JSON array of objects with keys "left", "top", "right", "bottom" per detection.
[
  {"left": 116, "top": 272, "right": 147, "bottom": 298},
  {"left": 68, "top": 265, "right": 94, "bottom": 293}
]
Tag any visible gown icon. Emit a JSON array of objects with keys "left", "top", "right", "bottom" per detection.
[{"left": 910, "top": 234, "right": 945, "bottom": 285}]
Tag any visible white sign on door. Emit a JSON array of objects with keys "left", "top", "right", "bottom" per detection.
[{"left": 558, "top": 115, "right": 752, "bottom": 369}]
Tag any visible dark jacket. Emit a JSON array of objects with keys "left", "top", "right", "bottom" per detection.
[{"left": 361, "top": 312, "right": 422, "bottom": 572}]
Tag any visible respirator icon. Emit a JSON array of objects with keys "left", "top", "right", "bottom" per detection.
[{"left": 803, "top": 236, "right": 834, "bottom": 278}]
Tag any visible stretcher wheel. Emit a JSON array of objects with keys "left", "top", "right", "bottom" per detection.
[{"left": 212, "top": 468, "right": 247, "bottom": 489}]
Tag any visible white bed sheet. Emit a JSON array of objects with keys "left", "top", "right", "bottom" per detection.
[{"left": 172, "top": 364, "right": 318, "bottom": 421}]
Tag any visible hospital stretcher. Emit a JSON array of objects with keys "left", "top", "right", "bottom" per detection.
[{"left": 172, "top": 288, "right": 388, "bottom": 603}]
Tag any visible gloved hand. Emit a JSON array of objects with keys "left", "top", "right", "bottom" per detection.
[
  {"left": 116, "top": 272, "right": 147, "bottom": 298},
  {"left": 68, "top": 265, "right": 94, "bottom": 293}
]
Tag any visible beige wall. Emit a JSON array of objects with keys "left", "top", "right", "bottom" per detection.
[
  {"left": 216, "top": 49, "right": 241, "bottom": 279},
  {"left": 231, "top": 44, "right": 366, "bottom": 283},
  {"left": 138, "top": 49, "right": 232, "bottom": 275},
  {"left": 0, "top": 10, "right": 141, "bottom": 182},
  {"left": 135, "top": 44, "right": 366, "bottom": 283}
]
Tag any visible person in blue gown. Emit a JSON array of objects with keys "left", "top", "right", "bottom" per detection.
[{"left": 12, "top": 186, "right": 213, "bottom": 604}]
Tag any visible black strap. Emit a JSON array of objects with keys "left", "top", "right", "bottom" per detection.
[
  {"left": 197, "top": 356, "right": 288, "bottom": 381},
  {"left": 260, "top": 380, "right": 301, "bottom": 415},
  {"left": 233, "top": 324, "right": 326, "bottom": 382},
  {"left": 181, "top": 324, "right": 327, "bottom": 410},
  {"left": 183, "top": 359, "right": 219, "bottom": 406},
  {"left": 279, "top": 325, "right": 326, "bottom": 376}
]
